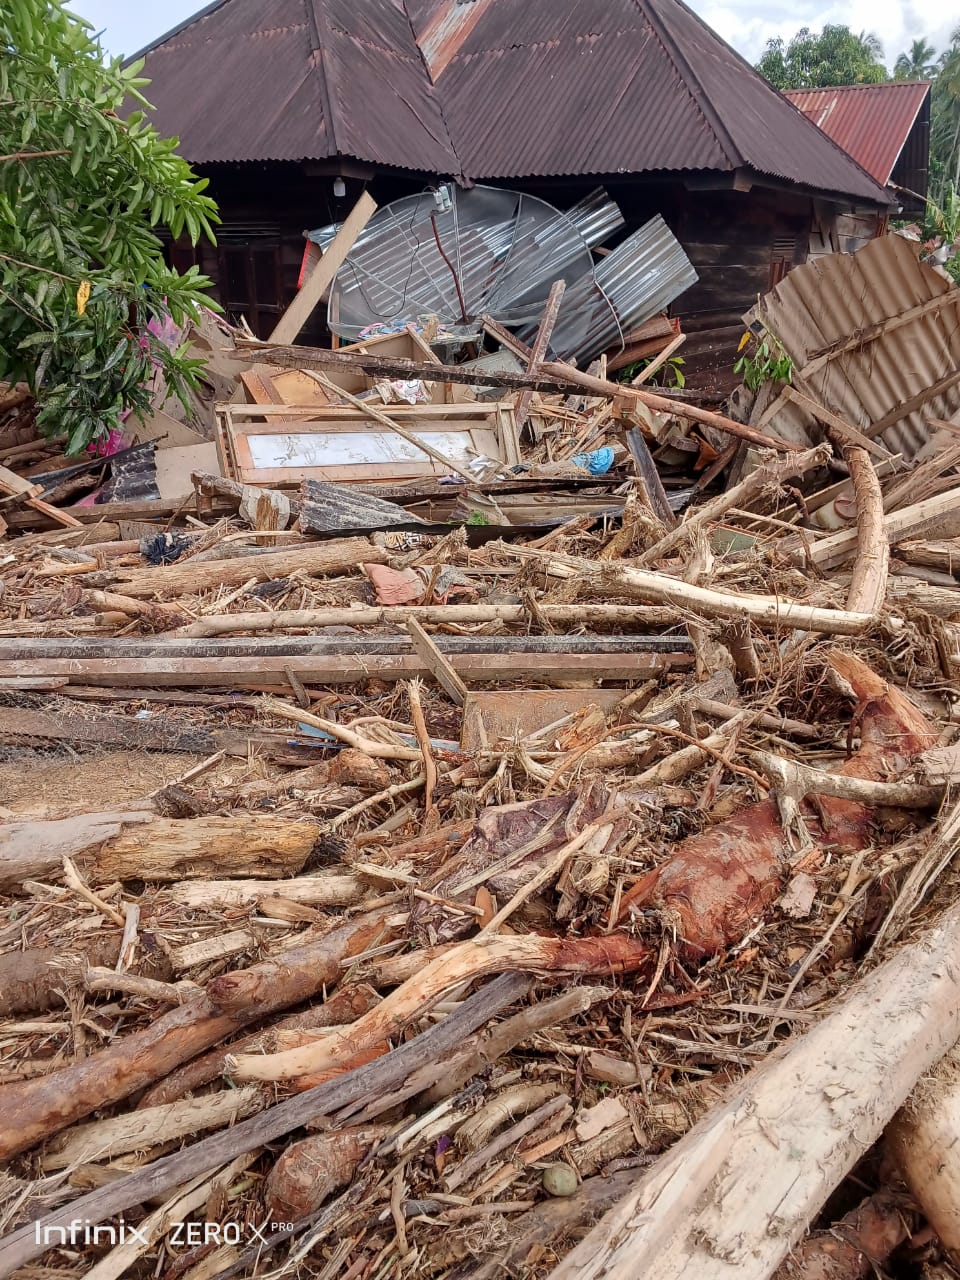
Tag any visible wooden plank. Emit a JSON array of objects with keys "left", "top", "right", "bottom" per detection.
[
  {"left": 244, "top": 342, "right": 748, "bottom": 406},
  {"left": 405, "top": 618, "right": 469, "bottom": 705},
  {"left": 0, "top": 704, "right": 280, "bottom": 757},
  {"left": 481, "top": 316, "right": 534, "bottom": 362},
  {"left": 268, "top": 192, "right": 377, "bottom": 346},
  {"left": 0, "top": 462, "right": 40, "bottom": 497},
  {"left": 221, "top": 401, "right": 508, "bottom": 420},
  {"left": 239, "top": 367, "right": 282, "bottom": 404},
  {"left": 0, "top": 652, "right": 694, "bottom": 689},
  {"left": 515, "top": 280, "right": 565, "bottom": 437},
  {"left": 798, "top": 483, "right": 960, "bottom": 569},
  {"left": 0, "top": 677, "right": 69, "bottom": 692},
  {"left": 0, "top": 636, "right": 694, "bottom": 660},
  {"left": 631, "top": 332, "right": 686, "bottom": 384},
  {"left": 625, "top": 428, "right": 676, "bottom": 527},
  {"left": 0, "top": 462, "right": 82, "bottom": 528}
]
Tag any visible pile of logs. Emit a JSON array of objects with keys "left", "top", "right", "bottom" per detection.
[{"left": 3, "top": 348, "right": 960, "bottom": 1280}]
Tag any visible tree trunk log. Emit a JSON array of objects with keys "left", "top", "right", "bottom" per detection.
[
  {"left": 228, "top": 934, "right": 651, "bottom": 1083},
  {"left": 511, "top": 546, "right": 877, "bottom": 636},
  {"left": 0, "top": 911, "right": 390, "bottom": 1160},
  {"left": 772, "top": 1193, "right": 910, "bottom": 1280},
  {"left": 0, "top": 813, "right": 320, "bottom": 889},
  {"left": 178, "top": 602, "right": 677, "bottom": 638},
  {"left": 841, "top": 445, "right": 889, "bottom": 616},
  {"left": 0, "top": 810, "right": 153, "bottom": 892},
  {"left": 0, "top": 974, "right": 530, "bottom": 1278},
  {"left": 887, "top": 1038, "right": 960, "bottom": 1254},
  {"left": 108, "top": 537, "right": 387, "bottom": 598}
]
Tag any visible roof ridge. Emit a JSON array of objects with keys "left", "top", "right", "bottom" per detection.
[
  {"left": 400, "top": 0, "right": 465, "bottom": 178},
  {"left": 785, "top": 80, "right": 933, "bottom": 93},
  {"left": 306, "top": 0, "right": 342, "bottom": 155},
  {"left": 637, "top": 0, "right": 890, "bottom": 202},
  {"left": 629, "top": 0, "right": 741, "bottom": 170}
]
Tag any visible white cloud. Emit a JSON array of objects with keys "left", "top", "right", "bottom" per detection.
[
  {"left": 702, "top": 0, "right": 960, "bottom": 64},
  {"left": 68, "top": 0, "right": 960, "bottom": 70}
]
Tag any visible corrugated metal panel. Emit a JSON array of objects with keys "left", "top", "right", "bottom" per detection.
[
  {"left": 439, "top": 21, "right": 733, "bottom": 178},
  {"left": 784, "top": 83, "right": 931, "bottom": 186},
  {"left": 136, "top": 0, "right": 890, "bottom": 206},
  {"left": 518, "top": 215, "right": 699, "bottom": 362},
  {"left": 432, "top": 0, "right": 889, "bottom": 200},
  {"left": 314, "top": 185, "right": 624, "bottom": 339},
  {"left": 138, "top": 0, "right": 460, "bottom": 171},
  {"left": 752, "top": 234, "right": 960, "bottom": 460}
]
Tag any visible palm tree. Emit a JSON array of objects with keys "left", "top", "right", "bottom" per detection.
[
  {"left": 932, "top": 28, "right": 960, "bottom": 194},
  {"left": 894, "top": 38, "right": 937, "bottom": 80}
]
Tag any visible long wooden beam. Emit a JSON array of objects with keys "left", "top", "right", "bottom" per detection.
[{"left": 0, "top": 652, "right": 693, "bottom": 690}]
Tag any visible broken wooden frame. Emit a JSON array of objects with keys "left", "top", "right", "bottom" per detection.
[{"left": 215, "top": 401, "right": 522, "bottom": 485}]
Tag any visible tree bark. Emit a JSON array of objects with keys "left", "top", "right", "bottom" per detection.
[
  {"left": 840, "top": 445, "right": 889, "bottom": 616},
  {"left": 0, "top": 813, "right": 320, "bottom": 889},
  {"left": 0, "top": 810, "right": 153, "bottom": 892},
  {"left": 0, "top": 974, "right": 530, "bottom": 1279},
  {"left": 0, "top": 912, "right": 390, "bottom": 1160},
  {"left": 511, "top": 546, "right": 877, "bottom": 636},
  {"left": 229, "top": 934, "right": 651, "bottom": 1083},
  {"left": 887, "top": 1038, "right": 960, "bottom": 1253},
  {"left": 637, "top": 445, "right": 830, "bottom": 566},
  {"left": 108, "top": 537, "right": 388, "bottom": 598}
]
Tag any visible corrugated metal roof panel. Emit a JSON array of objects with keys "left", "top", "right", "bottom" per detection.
[
  {"left": 432, "top": 0, "right": 889, "bottom": 200},
  {"left": 138, "top": 0, "right": 460, "bottom": 170},
  {"left": 640, "top": 0, "right": 889, "bottom": 201},
  {"left": 440, "top": 23, "right": 732, "bottom": 178},
  {"left": 783, "top": 83, "right": 930, "bottom": 186},
  {"left": 136, "top": 0, "right": 891, "bottom": 205},
  {"left": 752, "top": 235, "right": 960, "bottom": 460}
]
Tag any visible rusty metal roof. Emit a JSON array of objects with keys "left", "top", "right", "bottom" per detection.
[
  {"left": 135, "top": 0, "right": 461, "bottom": 172},
  {"left": 784, "top": 82, "right": 931, "bottom": 186},
  {"left": 135, "top": 0, "right": 891, "bottom": 205}
]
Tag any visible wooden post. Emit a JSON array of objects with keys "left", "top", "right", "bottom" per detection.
[
  {"left": 268, "top": 192, "right": 377, "bottom": 346},
  {"left": 515, "top": 280, "right": 566, "bottom": 437}
]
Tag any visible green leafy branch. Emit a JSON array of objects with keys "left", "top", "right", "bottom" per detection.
[{"left": 733, "top": 333, "right": 793, "bottom": 393}]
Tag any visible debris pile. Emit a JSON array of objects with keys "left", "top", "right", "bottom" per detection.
[{"left": 2, "top": 224, "right": 960, "bottom": 1280}]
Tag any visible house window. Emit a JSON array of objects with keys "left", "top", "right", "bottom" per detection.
[{"left": 769, "top": 235, "right": 799, "bottom": 288}]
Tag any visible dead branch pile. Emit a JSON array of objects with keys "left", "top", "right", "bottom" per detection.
[{"left": 3, "top": 244, "right": 960, "bottom": 1280}]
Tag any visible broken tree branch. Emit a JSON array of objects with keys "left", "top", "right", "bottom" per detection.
[
  {"left": 0, "top": 974, "right": 531, "bottom": 1278},
  {"left": 0, "top": 912, "right": 391, "bottom": 1160},
  {"left": 505, "top": 544, "right": 878, "bottom": 635},
  {"left": 837, "top": 443, "right": 889, "bottom": 616},
  {"left": 637, "top": 445, "right": 830, "bottom": 566},
  {"left": 228, "top": 934, "right": 650, "bottom": 1083}
]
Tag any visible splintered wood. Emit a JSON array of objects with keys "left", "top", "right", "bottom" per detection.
[{"left": 3, "top": 329, "right": 960, "bottom": 1280}]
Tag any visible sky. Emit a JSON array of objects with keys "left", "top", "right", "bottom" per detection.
[{"left": 71, "top": 0, "right": 960, "bottom": 67}]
